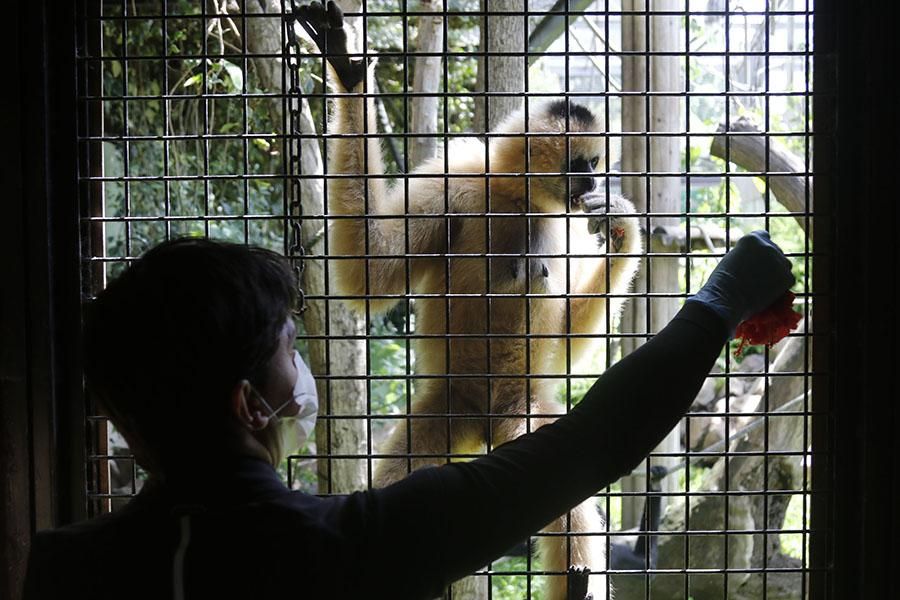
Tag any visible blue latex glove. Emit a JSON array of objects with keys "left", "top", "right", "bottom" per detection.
[{"left": 686, "top": 230, "right": 796, "bottom": 337}]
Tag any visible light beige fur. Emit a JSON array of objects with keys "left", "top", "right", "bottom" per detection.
[{"left": 325, "top": 64, "right": 641, "bottom": 600}]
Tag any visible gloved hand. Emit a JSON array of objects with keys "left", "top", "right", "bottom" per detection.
[{"left": 686, "top": 230, "right": 795, "bottom": 337}]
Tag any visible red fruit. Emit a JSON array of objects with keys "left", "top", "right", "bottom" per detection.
[{"left": 733, "top": 291, "right": 802, "bottom": 357}]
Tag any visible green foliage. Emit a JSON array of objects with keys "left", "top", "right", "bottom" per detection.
[
  {"left": 675, "top": 464, "right": 709, "bottom": 494},
  {"left": 100, "top": 2, "right": 285, "bottom": 273},
  {"left": 368, "top": 317, "right": 411, "bottom": 416},
  {"left": 490, "top": 555, "right": 546, "bottom": 600},
  {"left": 560, "top": 376, "right": 595, "bottom": 407},
  {"left": 363, "top": 0, "right": 479, "bottom": 174},
  {"left": 780, "top": 493, "right": 810, "bottom": 560}
]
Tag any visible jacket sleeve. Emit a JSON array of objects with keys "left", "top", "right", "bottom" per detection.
[{"left": 348, "top": 302, "right": 729, "bottom": 598}]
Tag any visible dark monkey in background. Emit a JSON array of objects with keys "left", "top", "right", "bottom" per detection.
[{"left": 295, "top": 3, "right": 641, "bottom": 597}]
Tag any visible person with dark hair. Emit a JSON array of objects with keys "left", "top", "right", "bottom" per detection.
[
  {"left": 23, "top": 232, "right": 794, "bottom": 600},
  {"left": 80, "top": 238, "right": 305, "bottom": 475}
]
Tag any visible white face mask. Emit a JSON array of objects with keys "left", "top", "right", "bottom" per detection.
[{"left": 255, "top": 350, "right": 319, "bottom": 458}]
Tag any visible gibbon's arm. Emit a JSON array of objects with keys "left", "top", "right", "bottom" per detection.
[
  {"left": 325, "top": 68, "right": 448, "bottom": 312},
  {"left": 568, "top": 196, "right": 643, "bottom": 345},
  {"left": 351, "top": 302, "right": 728, "bottom": 598},
  {"left": 295, "top": 2, "right": 463, "bottom": 311}
]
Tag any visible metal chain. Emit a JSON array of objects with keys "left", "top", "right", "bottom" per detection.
[{"left": 284, "top": 0, "right": 307, "bottom": 315}]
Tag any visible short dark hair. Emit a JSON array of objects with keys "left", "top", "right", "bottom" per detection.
[{"left": 83, "top": 238, "right": 297, "bottom": 471}]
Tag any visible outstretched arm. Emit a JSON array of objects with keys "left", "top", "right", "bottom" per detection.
[
  {"left": 347, "top": 231, "right": 795, "bottom": 597},
  {"left": 357, "top": 302, "right": 725, "bottom": 597},
  {"left": 294, "top": 1, "right": 446, "bottom": 311}
]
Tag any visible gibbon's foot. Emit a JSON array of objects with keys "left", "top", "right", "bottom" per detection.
[
  {"left": 583, "top": 192, "right": 636, "bottom": 253},
  {"left": 293, "top": 1, "right": 367, "bottom": 90},
  {"left": 566, "top": 566, "right": 593, "bottom": 600}
]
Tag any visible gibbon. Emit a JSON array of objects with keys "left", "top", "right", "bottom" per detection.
[{"left": 296, "top": 3, "right": 641, "bottom": 598}]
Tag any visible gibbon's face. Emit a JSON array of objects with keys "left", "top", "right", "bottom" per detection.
[
  {"left": 526, "top": 101, "right": 604, "bottom": 212},
  {"left": 563, "top": 142, "right": 603, "bottom": 212}
]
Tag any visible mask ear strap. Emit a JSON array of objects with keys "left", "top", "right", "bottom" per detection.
[
  {"left": 245, "top": 381, "right": 280, "bottom": 418},
  {"left": 234, "top": 380, "right": 272, "bottom": 432},
  {"left": 265, "top": 389, "right": 297, "bottom": 419}
]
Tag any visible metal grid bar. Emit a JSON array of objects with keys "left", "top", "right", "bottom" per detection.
[{"left": 75, "top": 1, "right": 821, "bottom": 598}]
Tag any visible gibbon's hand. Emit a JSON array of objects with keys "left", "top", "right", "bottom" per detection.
[
  {"left": 583, "top": 192, "right": 636, "bottom": 252},
  {"left": 687, "top": 230, "right": 795, "bottom": 337},
  {"left": 293, "top": 1, "right": 367, "bottom": 90}
]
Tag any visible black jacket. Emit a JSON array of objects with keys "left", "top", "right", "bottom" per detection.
[{"left": 24, "top": 303, "right": 726, "bottom": 599}]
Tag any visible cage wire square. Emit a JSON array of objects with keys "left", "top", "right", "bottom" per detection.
[{"left": 77, "top": 1, "right": 818, "bottom": 599}]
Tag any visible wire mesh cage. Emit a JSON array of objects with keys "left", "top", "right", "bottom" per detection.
[{"left": 78, "top": 1, "right": 817, "bottom": 598}]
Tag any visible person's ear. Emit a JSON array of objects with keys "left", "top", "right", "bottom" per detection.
[{"left": 231, "top": 380, "right": 271, "bottom": 432}]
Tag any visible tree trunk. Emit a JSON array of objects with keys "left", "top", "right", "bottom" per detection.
[
  {"left": 618, "top": 0, "right": 684, "bottom": 529},
  {"left": 409, "top": 0, "right": 443, "bottom": 169},
  {"left": 294, "top": 100, "right": 369, "bottom": 495},
  {"left": 246, "top": 0, "right": 369, "bottom": 494},
  {"left": 473, "top": 0, "right": 525, "bottom": 133},
  {"left": 710, "top": 117, "right": 813, "bottom": 238},
  {"left": 619, "top": 0, "right": 648, "bottom": 363},
  {"left": 448, "top": 576, "right": 490, "bottom": 600}
]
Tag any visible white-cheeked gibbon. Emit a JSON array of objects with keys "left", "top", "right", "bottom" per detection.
[{"left": 296, "top": 3, "right": 642, "bottom": 598}]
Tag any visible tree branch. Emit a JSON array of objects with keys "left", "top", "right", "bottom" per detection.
[{"left": 710, "top": 117, "right": 813, "bottom": 237}]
